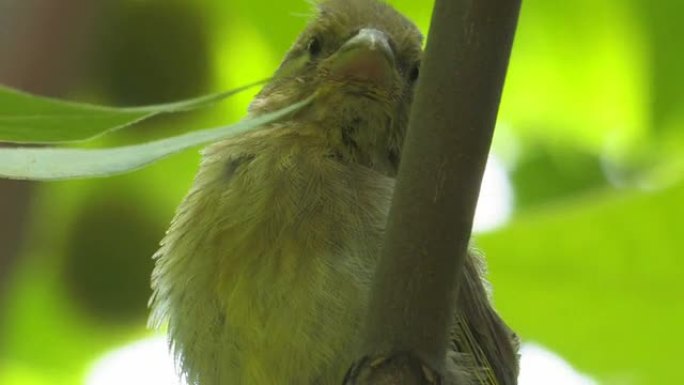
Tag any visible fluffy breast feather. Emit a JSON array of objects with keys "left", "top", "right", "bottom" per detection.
[{"left": 150, "top": 125, "right": 395, "bottom": 385}]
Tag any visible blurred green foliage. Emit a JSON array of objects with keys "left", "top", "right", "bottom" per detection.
[
  {"left": 62, "top": 189, "right": 161, "bottom": 322},
  {"left": 0, "top": 0, "right": 682, "bottom": 384},
  {"left": 93, "top": 0, "right": 213, "bottom": 106}
]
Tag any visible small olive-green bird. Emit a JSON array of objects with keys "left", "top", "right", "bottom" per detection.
[{"left": 149, "top": 0, "right": 519, "bottom": 384}]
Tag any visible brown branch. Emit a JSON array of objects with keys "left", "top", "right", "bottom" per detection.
[{"left": 347, "top": 0, "right": 521, "bottom": 382}]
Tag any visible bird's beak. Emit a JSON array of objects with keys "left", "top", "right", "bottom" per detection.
[{"left": 329, "top": 28, "right": 395, "bottom": 86}]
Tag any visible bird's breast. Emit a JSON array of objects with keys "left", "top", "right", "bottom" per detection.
[{"left": 191, "top": 134, "right": 395, "bottom": 383}]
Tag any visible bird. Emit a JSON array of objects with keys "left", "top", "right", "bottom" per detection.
[{"left": 149, "top": 0, "right": 519, "bottom": 384}]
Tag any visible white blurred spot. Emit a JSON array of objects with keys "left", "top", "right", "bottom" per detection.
[
  {"left": 87, "top": 339, "right": 597, "bottom": 385},
  {"left": 86, "top": 336, "right": 185, "bottom": 385},
  {"left": 519, "top": 343, "right": 599, "bottom": 385},
  {"left": 492, "top": 122, "right": 522, "bottom": 169},
  {"left": 473, "top": 155, "right": 515, "bottom": 233}
]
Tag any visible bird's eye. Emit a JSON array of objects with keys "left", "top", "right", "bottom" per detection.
[
  {"left": 307, "top": 37, "right": 322, "bottom": 57},
  {"left": 409, "top": 62, "right": 420, "bottom": 83}
]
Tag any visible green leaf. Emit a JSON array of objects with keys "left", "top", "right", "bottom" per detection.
[
  {"left": 478, "top": 177, "right": 684, "bottom": 384},
  {"left": 0, "top": 80, "right": 266, "bottom": 144},
  {"left": 0, "top": 97, "right": 311, "bottom": 181}
]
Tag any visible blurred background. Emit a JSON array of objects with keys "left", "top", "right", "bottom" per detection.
[{"left": 0, "top": 0, "right": 682, "bottom": 384}]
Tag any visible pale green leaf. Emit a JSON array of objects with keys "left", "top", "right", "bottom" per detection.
[
  {"left": 0, "top": 97, "right": 311, "bottom": 181},
  {"left": 0, "top": 80, "right": 265, "bottom": 144}
]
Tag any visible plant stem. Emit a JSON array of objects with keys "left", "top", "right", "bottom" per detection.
[{"left": 353, "top": 0, "right": 522, "bottom": 381}]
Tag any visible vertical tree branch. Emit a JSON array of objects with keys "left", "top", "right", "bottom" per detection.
[{"left": 348, "top": 0, "right": 521, "bottom": 382}]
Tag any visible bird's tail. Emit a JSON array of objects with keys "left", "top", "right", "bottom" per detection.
[{"left": 449, "top": 250, "right": 520, "bottom": 385}]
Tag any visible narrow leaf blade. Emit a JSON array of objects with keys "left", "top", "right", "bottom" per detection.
[
  {"left": 0, "top": 80, "right": 265, "bottom": 144},
  {"left": 0, "top": 98, "right": 310, "bottom": 180}
]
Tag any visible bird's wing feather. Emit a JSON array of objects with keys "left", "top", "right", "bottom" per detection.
[{"left": 449, "top": 250, "right": 520, "bottom": 385}]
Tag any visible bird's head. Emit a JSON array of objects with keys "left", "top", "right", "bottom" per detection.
[{"left": 250, "top": 0, "right": 423, "bottom": 175}]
